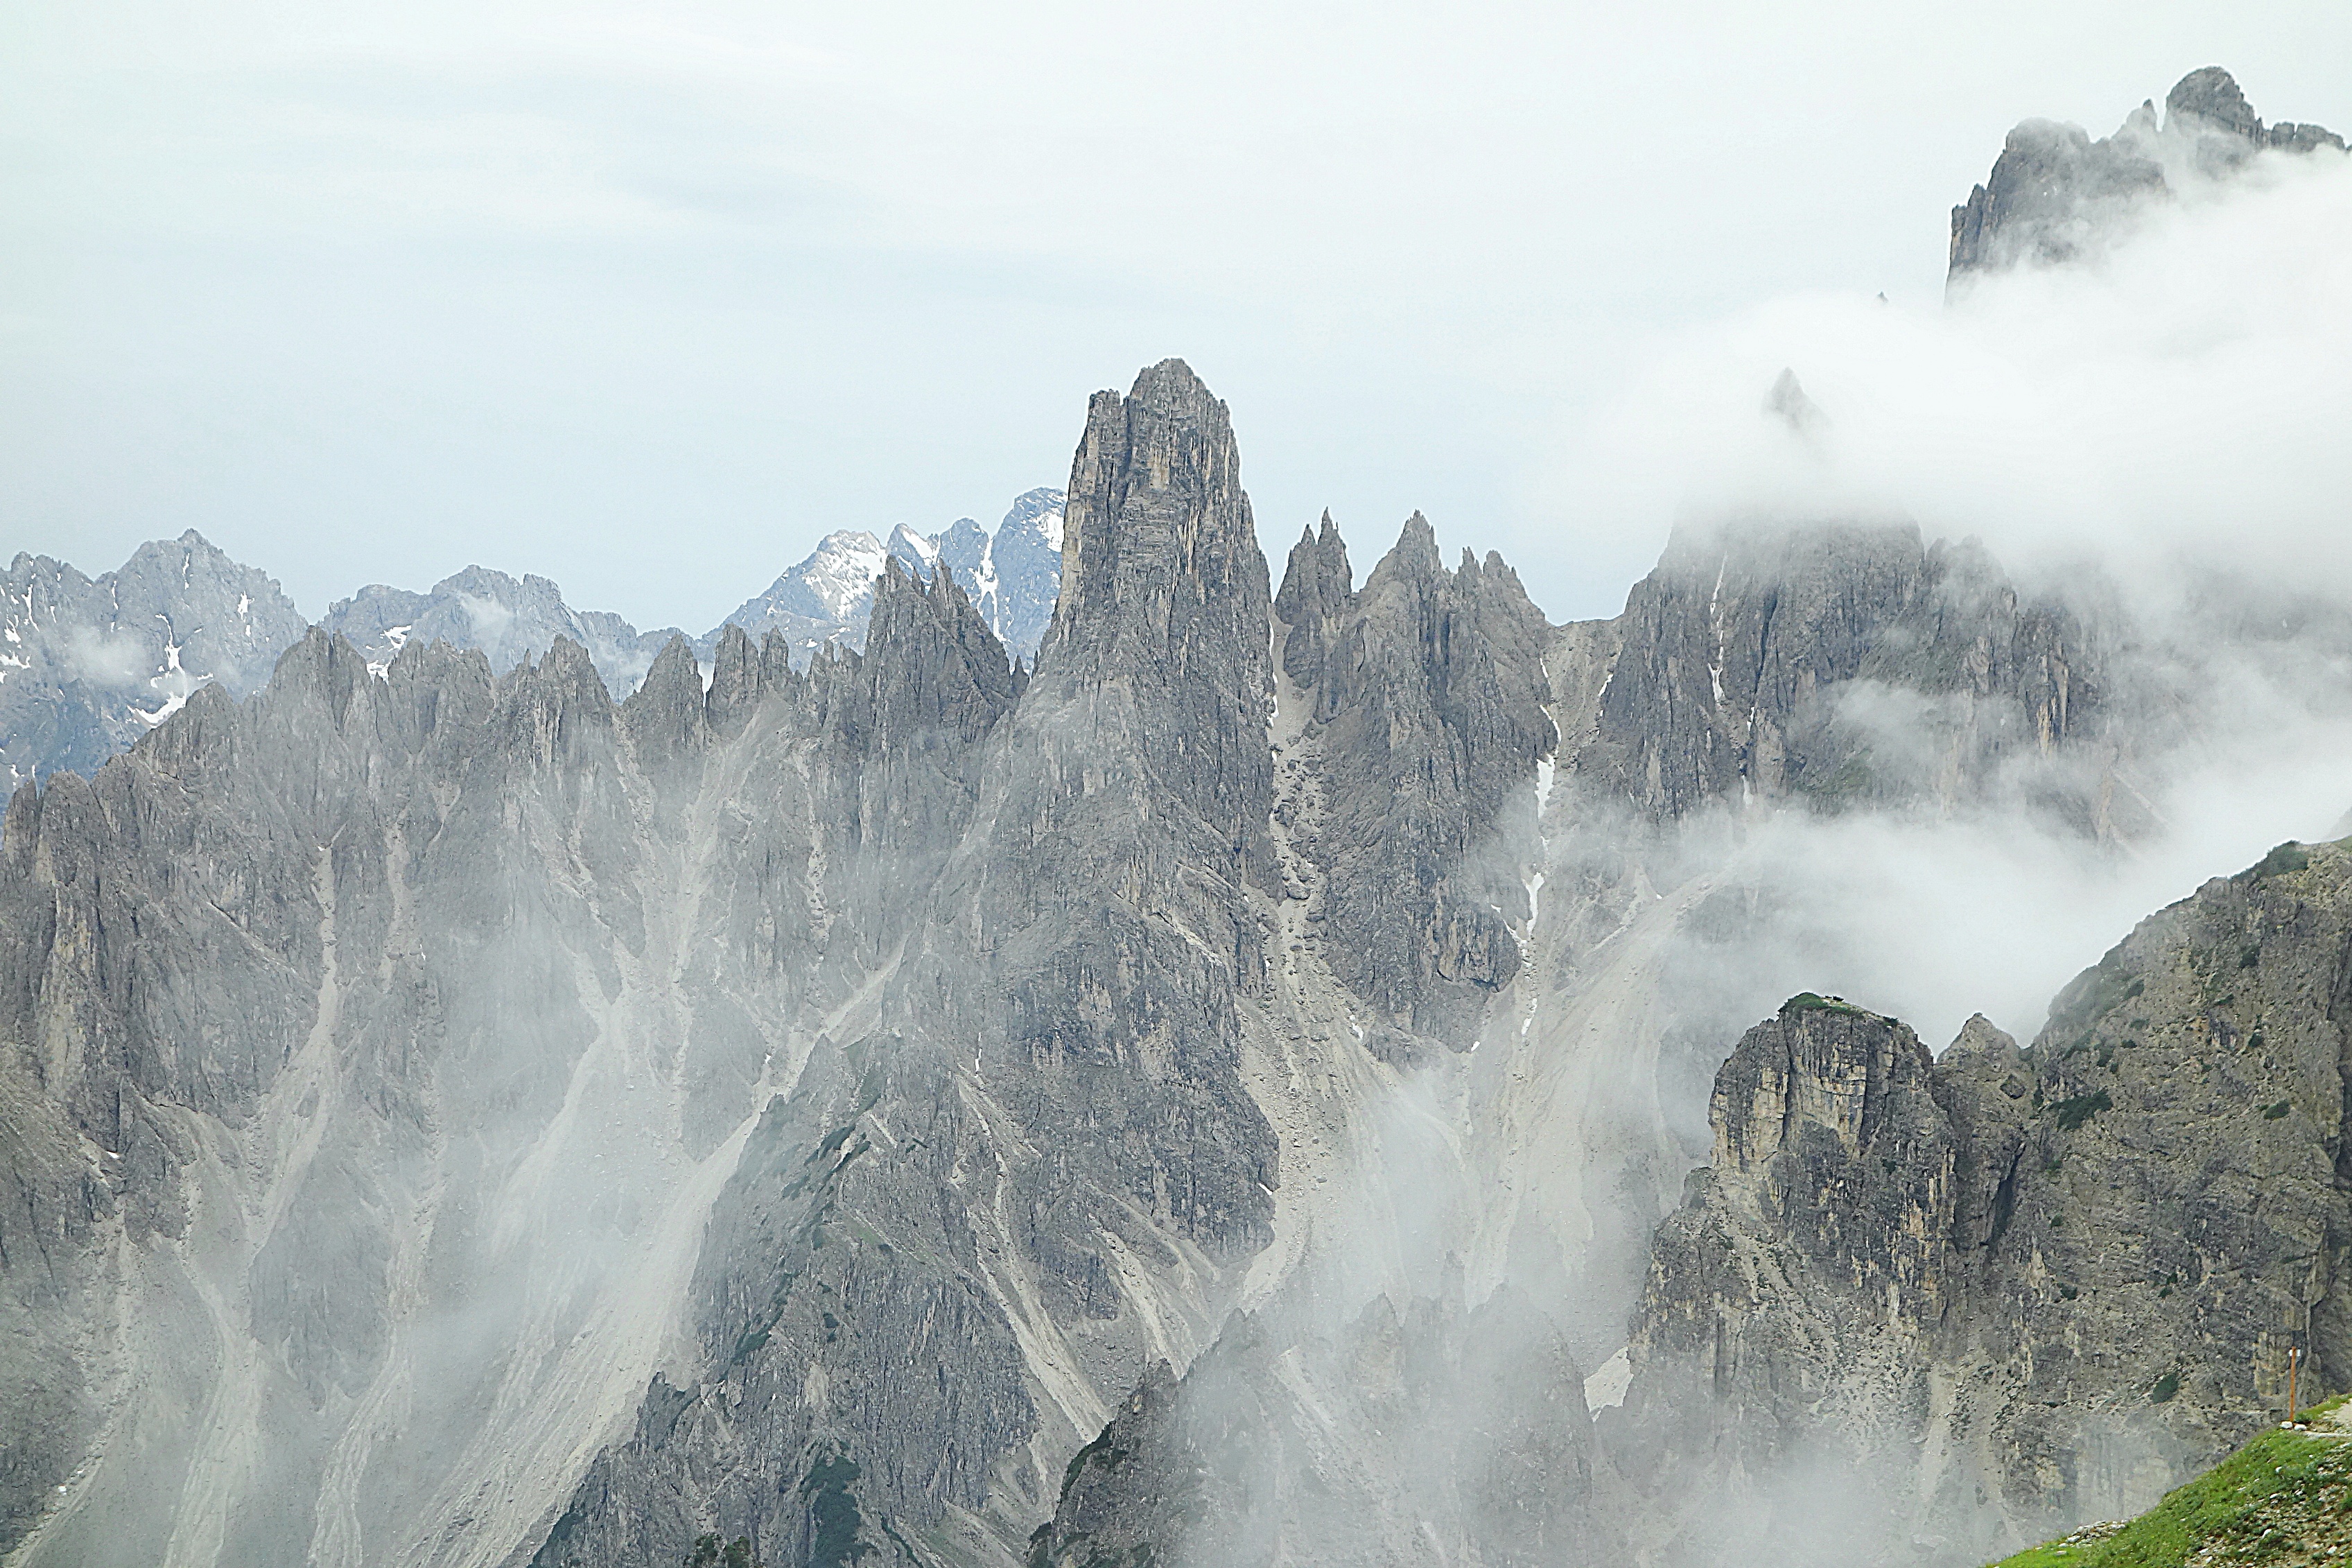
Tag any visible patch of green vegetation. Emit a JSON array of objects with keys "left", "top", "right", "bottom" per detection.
[
  {"left": 2052, "top": 1089, "right": 2114, "bottom": 1133},
  {"left": 2251, "top": 842, "right": 2311, "bottom": 880},
  {"left": 1784, "top": 992, "right": 1870, "bottom": 1016},
  {"left": 1987, "top": 1394, "right": 2352, "bottom": 1567},
  {"left": 2265, "top": 1100, "right": 2292, "bottom": 1120},
  {"left": 1806, "top": 751, "right": 1878, "bottom": 801},
  {"left": 802, "top": 1452, "right": 872, "bottom": 1568},
  {"left": 686, "top": 1535, "right": 760, "bottom": 1568}
]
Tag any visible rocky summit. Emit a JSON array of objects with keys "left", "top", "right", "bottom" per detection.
[
  {"left": 1949, "top": 66, "right": 2344, "bottom": 280},
  {"left": 3, "top": 64, "right": 2350, "bottom": 1568}
]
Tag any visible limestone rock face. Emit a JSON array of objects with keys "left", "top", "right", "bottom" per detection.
[
  {"left": 1569, "top": 521, "right": 2100, "bottom": 823},
  {"left": 525, "top": 359, "right": 1287, "bottom": 1568},
  {"left": 1609, "top": 1001, "right": 1965, "bottom": 1564},
  {"left": 17, "top": 326, "right": 2351, "bottom": 1568},
  {"left": 1273, "top": 512, "right": 1556, "bottom": 1045},
  {"left": 0, "top": 356, "right": 1541, "bottom": 1568},
  {"left": 0, "top": 525, "right": 1047, "bottom": 1568},
  {"left": 1615, "top": 840, "right": 2352, "bottom": 1566},
  {"left": 1949, "top": 68, "right": 2344, "bottom": 280},
  {"left": 1039, "top": 357, "right": 1275, "bottom": 885}
]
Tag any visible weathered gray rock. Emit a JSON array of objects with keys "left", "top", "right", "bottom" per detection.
[
  {"left": 525, "top": 360, "right": 1283, "bottom": 1568},
  {"left": 1569, "top": 520, "right": 2104, "bottom": 824},
  {"left": 1950, "top": 68, "right": 2344, "bottom": 281},
  {"left": 1273, "top": 512, "right": 1556, "bottom": 1045},
  {"left": 15, "top": 322, "right": 2350, "bottom": 1568},
  {"left": 1614, "top": 838, "right": 2352, "bottom": 1565},
  {"left": 1607, "top": 998, "right": 1964, "bottom": 1565},
  {"left": 0, "top": 550, "right": 1038, "bottom": 1568}
]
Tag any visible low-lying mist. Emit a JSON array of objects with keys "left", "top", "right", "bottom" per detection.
[
  {"left": 1569, "top": 139, "right": 2352, "bottom": 598},
  {"left": 1567, "top": 140, "right": 2352, "bottom": 1050}
]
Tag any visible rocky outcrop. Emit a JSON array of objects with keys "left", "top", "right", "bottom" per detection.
[
  {"left": 13, "top": 322, "right": 2348, "bottom": 1568},
  {"left": 1569, "top": 521, "right": 2102, "bottom": 824},
  {"left": 1950, "top": 68, "right": 2344, "bottom": 280},
  {"left": 1615, "top": 839, "right": 2352, "bottom": 1565},
  {"left": 1273, "top": 512, "right": 1556, "bottom": 1045},
  {"left": 1608, "top": 999, "right": 1967, "bottom": 1564}
]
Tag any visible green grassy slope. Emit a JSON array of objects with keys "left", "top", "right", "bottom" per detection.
[{"left": 1989, "top": 1397, "right": 2352, "bottom": 1567}]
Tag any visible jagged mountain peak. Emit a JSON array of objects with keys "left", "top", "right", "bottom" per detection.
[
  {"left": 1388, "top": 510, "right": 1444, "bottom": 575},
  {"left": 2166, "top": 65, "right": 2261, "bottom": 137},
  {"left": 704, "top": 490, "right": 1064, "bottom": 668},
  {"left": 1041, "top": 358, "right": 1262, "bottom": 686},
  {"left": 0, "top": 530, "right": 307, "bottom": 787},
  {"left": 1124, "top": 354, "right": 1214, "bottom": 411},
  {"left": 319, "top": 563, "right": 681, "bottom": 696},
  {"left": 1950, "top": 66, "right": 2344, "bottom": 281}
]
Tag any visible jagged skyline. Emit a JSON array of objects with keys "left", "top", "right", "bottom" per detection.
[
  {"left": 6, "top": 9, "right": 2348, "bottom": 636},
  {"left": 9, "top": 42, "right": 2352, "bottom": 1568}
]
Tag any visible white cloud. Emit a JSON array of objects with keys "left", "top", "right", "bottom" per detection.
[{"left": 1562, "top": 144, "right": 2352, "bottom": 609}]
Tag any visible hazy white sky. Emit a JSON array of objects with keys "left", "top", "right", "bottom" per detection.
[{"left": 3, "top": 1, "right": 2347, "bottom": 629}]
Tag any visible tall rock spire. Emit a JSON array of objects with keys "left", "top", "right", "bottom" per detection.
[
  {"left": 1036, "top": 357, "right": 1275, "bottom": 879},
  {"left": 1043, "top": 358, "right": 1269, "bottom": 685}
]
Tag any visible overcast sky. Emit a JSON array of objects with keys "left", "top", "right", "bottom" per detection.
[{"left": 4, "top": 2, "right": 2347, "bottom": 630}]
